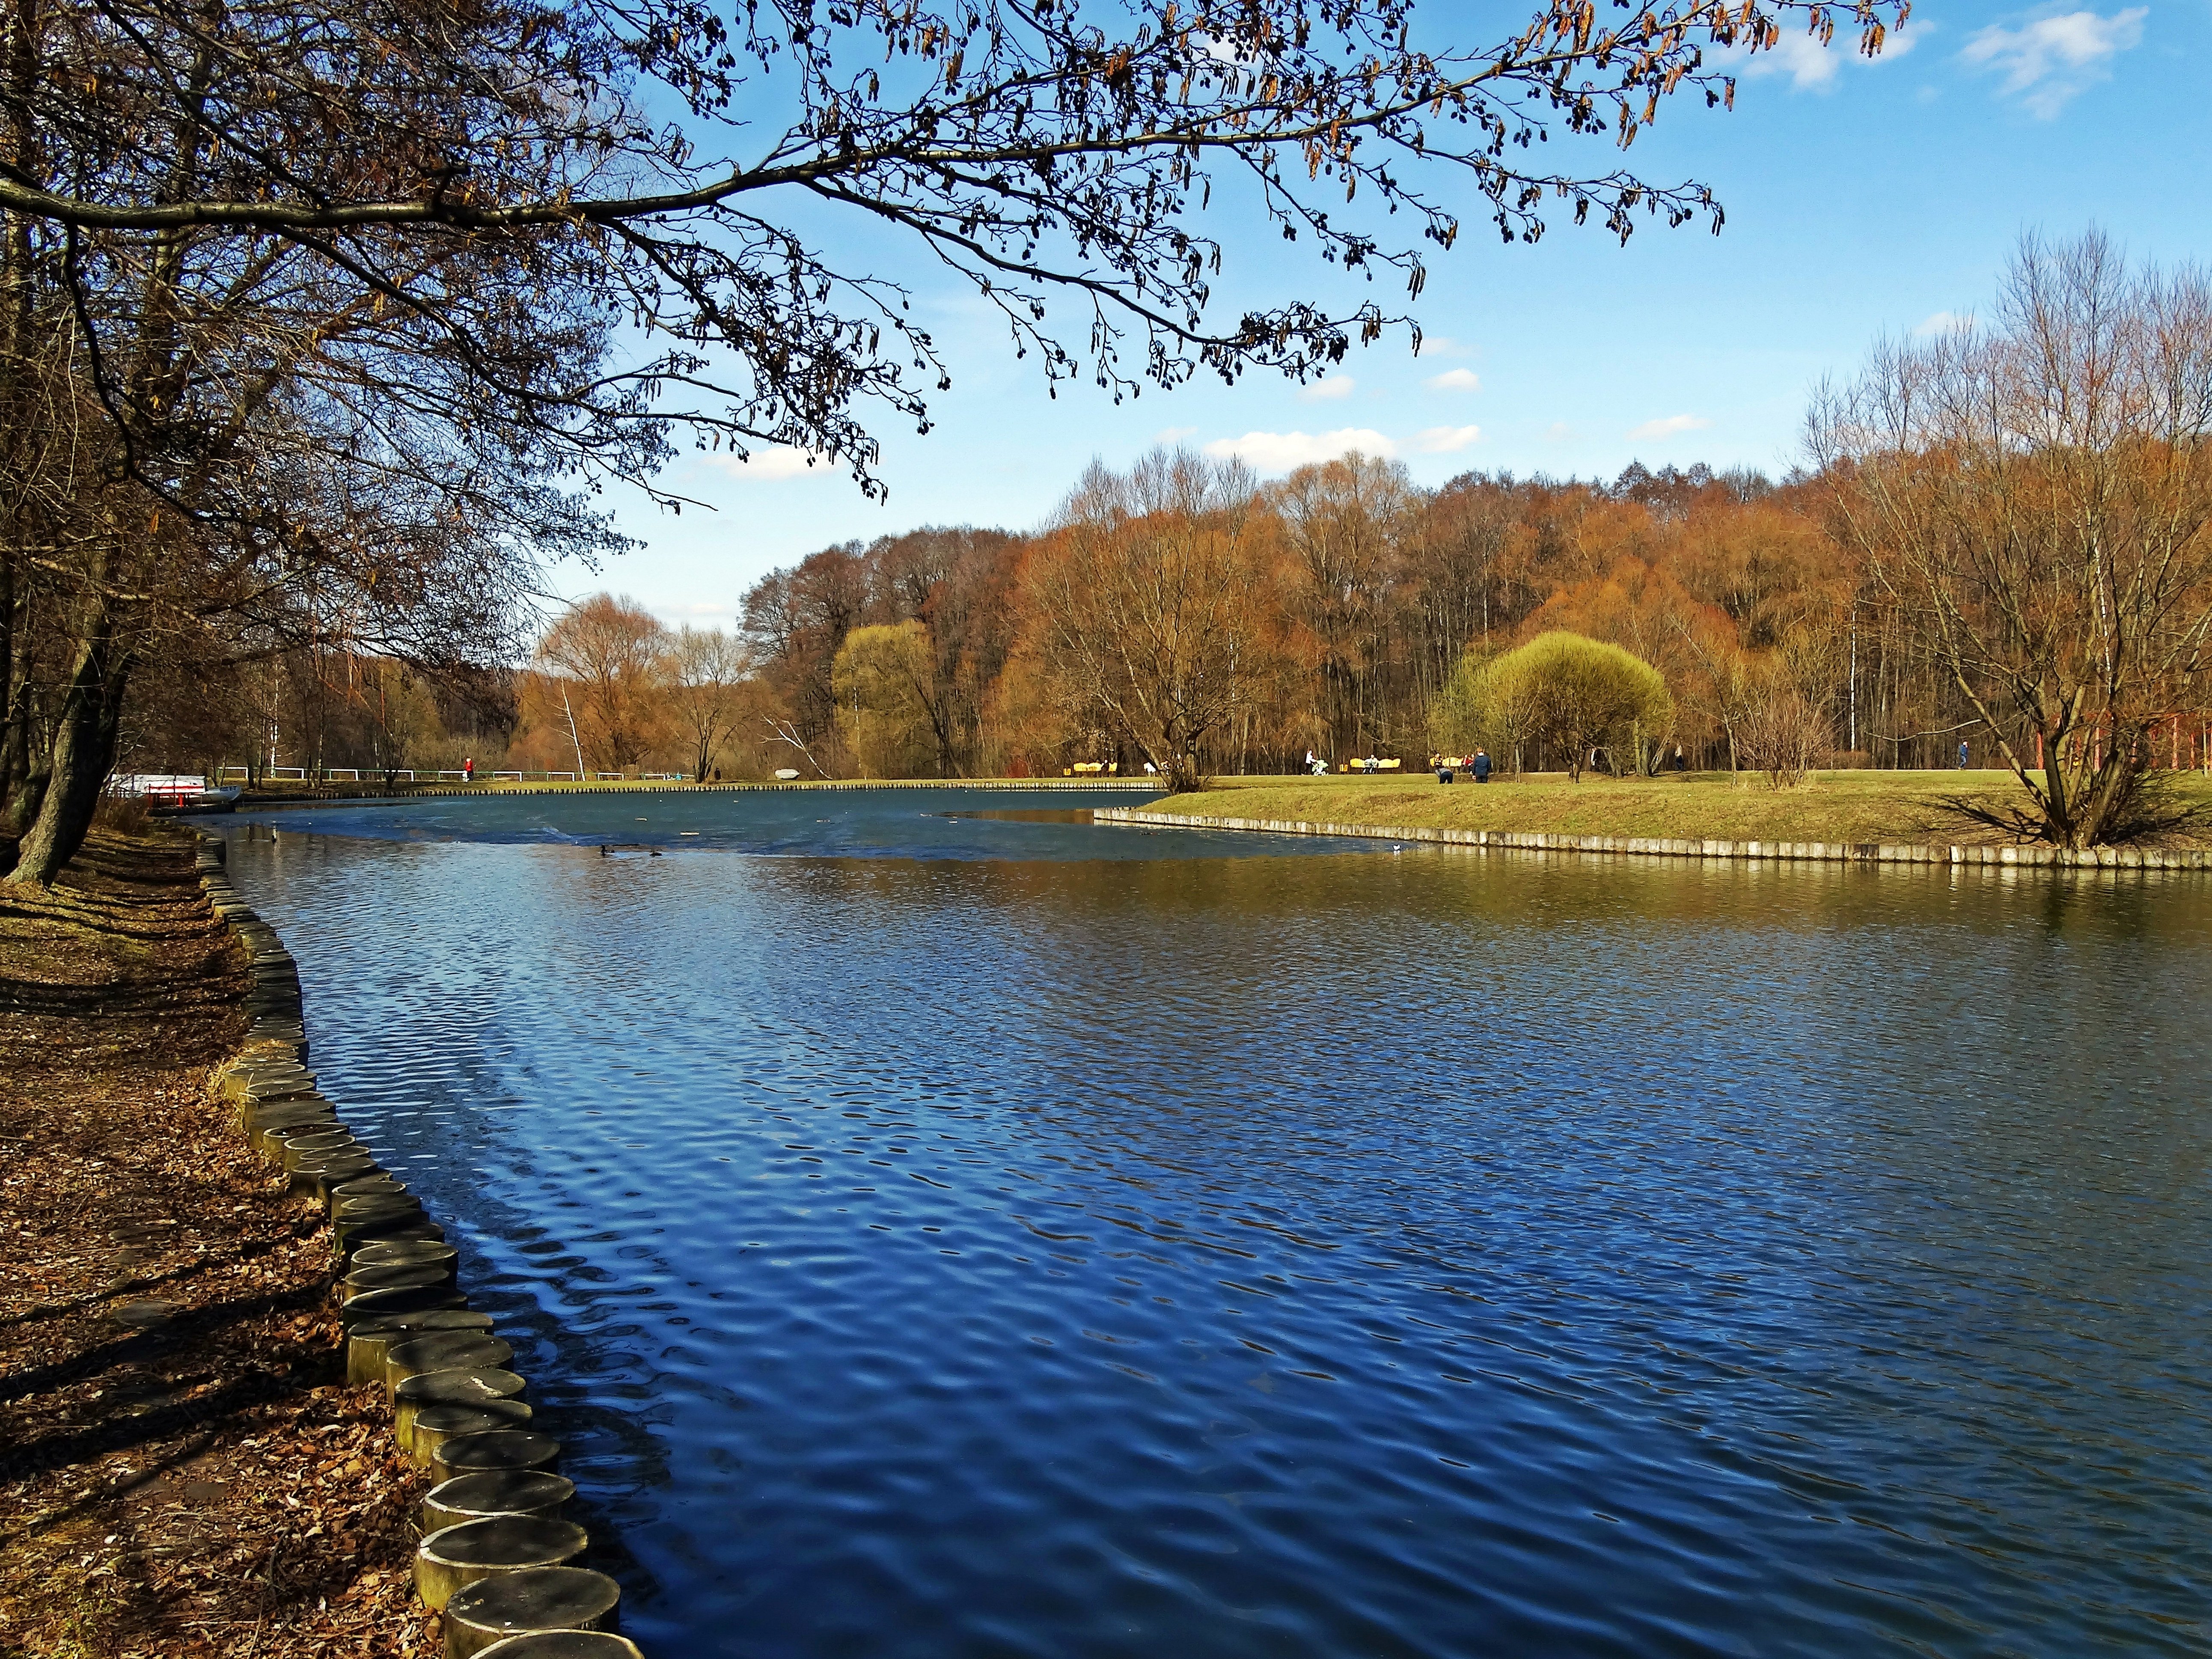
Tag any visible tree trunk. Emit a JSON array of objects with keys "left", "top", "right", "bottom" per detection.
[
  {"left": 0, "top": 652, "right": 37, "bottom": 850},
  {"left": 6, "top": 619, "right": 128, "bottom": 885}
]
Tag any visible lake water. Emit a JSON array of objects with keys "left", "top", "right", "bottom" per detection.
[{"left": 220, "top": 789, "right": 2212, "bottom": 1658}]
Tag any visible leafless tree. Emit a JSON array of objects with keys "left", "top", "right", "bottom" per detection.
[
  {"left": 1735, "top": 678, "right": 1833, "bottom": 789},
  {"left": 3, "top": 0, "right": 1907, "bottom": 483},
  {"left": 3, "top": 0, "right": 1906, "bottom": 874},
  {"left": 1275, "top": 454, "right": 1416, "bottom": 761},
  {"left": 536, "top": 595, "right": 669, "bottom": 773},
  {"left": 670, "top": 626, "right": 750, "bottom": 782},
  {"left": 1812, "top": 231, "right": 2212, "bottom": 845},
  {"left": 1028, "top": 449, "right": 1271, "bottom": 790}
]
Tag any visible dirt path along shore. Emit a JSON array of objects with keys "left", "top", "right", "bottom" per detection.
[{"left": 0, "top": 828, "right": 437, "bottom": 1658}]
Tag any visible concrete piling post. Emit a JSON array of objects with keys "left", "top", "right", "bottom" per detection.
[
  {"left": 339, "top": 1282, "right": 470, "bottom": 1325},
  {"left": 393, "top": 1368, "right": 529, "bottom": 1450},
  {"left": 201, "top": 834, "right": 646, "bottom": 1654},
  {"left": 346, "top": 1309, "right": 495, "bottom": 1387},
  {"left": 330, "top": 1174, "right": 411, "bottom": 1210},
  {"left": 246, "top": 1112, "right": 338, "bottom": 1157},
  {"left": 336, "top": 1192, "right": 426, "bottom": 1226},
  {"left": 351, "top": 1238, "right": 458, "bottom": 1272},
  {"left": 414, "top": 1517, "right": 589, "bottom": 1612},
  {"left": 341, "top": 1261, "right": 461, "bottom": 1303},
  {"left": 293, "top": 1154, "right": 379, "bottom": 1196},
  {"left": 421, "top": 1471, "right": 576, "bottom": 1533},
  {"left": 442, "top": 1567, "right": 622, "bottom": 1659},
  {"left": 310, "top": 1165, "right": 392, "bottom": 1205},
  {"left": 385, "top": 1332, "right": 516, "bottom": 1401},
  {"left": 431, "top": 1430, "right": 563, "bottom": 1483},
  {"left": 475, "top": 1635, "right": 646, "bottom": 1659},
  {"left": 336, "top": 1212, "right": 448, "bottom": 1259},
  {"left": 253, "top": 1118, "right": 339, "bottom": 1157},
  {"left": 281, "top": 1133, "right": 364, "bottom": 1169},
  {"left": 411, "top": 1403, "right": 538, "bottom": 1467}
]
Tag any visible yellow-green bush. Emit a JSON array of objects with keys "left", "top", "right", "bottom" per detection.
[{"left": 1430, "top": 631, "right": 1672, "bottom": 779}]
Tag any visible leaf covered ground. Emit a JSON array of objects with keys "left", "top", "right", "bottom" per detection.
[{"left": 0, "top": 828, "right": 438, "bottom": 1658}]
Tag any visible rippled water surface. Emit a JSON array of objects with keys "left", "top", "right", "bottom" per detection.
[{"left": 221, "top": 790, "right": 2212, "bottom": 1658}]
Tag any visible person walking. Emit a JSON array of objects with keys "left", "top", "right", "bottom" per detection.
[
  {"left": 1958, "top": 740, "right": 1970, "bottom": 770},
  {"left": 463, "top": 756, "right": 474, "bottom": 783},
  {"left": 1473, "top": 749, "right": 1491, "bottom": 784}
]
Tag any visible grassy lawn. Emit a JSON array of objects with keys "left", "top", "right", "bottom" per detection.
[{"left": 1141, "top": 770, "right": 2212, "bottom": 847}]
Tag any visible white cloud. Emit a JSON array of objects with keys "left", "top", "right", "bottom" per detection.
[
  {"left": 1154, "top": 425, "right": 1198, "bottom": 443},
  {"left": 685, "top": 602, "right": 730, "bottom": 615},
  {"left": 1752, "top": 30, "right": 1848, "bottom": 87},
  {"left": 1425, "top": 368, "right": 1483, "bottom": 393},
  {"left": 1412, "top": 425, "right": 1483, "bottom": 455},
  {"left": 1627, "top": 413, "right": 1713, "bottom": 442},
  {"left": 1745, "top": 17, "right": 1924, "bottom": 88},
  {"left": 1545, "top": 422, "right": 1575, "bottom": 443},
  {"left": 1203, "top": 428, "right": 1397, "bottom": 472},
  {"left": 1913, "top": 309, "right": 1974, "bottom": 337},
  {"left": 704, "top": 447, "right": 830, "bottom": 481},
  {"left": 1414, "top": 335, "right": 1467, "bottom": 357},
  {"left": 1299, "top": 375, "right": 1357, "bottom": 402},
  {"left": 1962, "top": 8, "right": 2145, "bottom": 116}
]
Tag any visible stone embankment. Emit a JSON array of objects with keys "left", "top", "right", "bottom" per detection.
[
  {"left": 195, "top": 831, "right": 645, "bottom": 1659},
  {"left": 1096, "top": 809, "right": 2212, "bottom": 870}
]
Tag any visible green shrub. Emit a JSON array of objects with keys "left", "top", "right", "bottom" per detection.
[{"left": 1430, "top": 631, "right": 1672, "bottom": 779}]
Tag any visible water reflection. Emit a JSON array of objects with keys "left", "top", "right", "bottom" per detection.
[{"left": 223, "top": 797, "right": 2212, "bottom": 1658}]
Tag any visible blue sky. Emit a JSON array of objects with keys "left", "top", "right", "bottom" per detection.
[{"left": 556, "top": 0, "right": 2207, "bottom": 629}]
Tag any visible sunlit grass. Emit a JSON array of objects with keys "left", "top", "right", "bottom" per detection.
[{"left": 1142, "top": 770, "right": 2212, "bottom": 847}]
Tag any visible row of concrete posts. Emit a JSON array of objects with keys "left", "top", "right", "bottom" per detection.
[{"left": 194, "top": 831, "right": 645, "bottom": 1659}]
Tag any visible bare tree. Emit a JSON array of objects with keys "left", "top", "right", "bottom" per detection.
[
  {"left": 1736, "top": 677, "right": 1834, "bottom": 789},
  {"left": 1027, "top": 449, "right": 1272, "bottom": 791},
  {"left": 2, "top": 0, "right": 1908, "bottom": 877},
  {"left": 1813, "top": 232, "right": 2212, "bottom": 845},
  {"left": 3, "top": 0, "right": 1908, "bottom": 490},
  {"left": 536, "top": 596, "right": 669, "bottom": 773},
  {"left": 1410, "top": 478, "right": 1517, "bottom": 696},
  {"left": 669, "top": 626, "right": 750, "bottom": 782},
  {"left": 1275, "top": 454, "right": 1416, "bottom": 761}
]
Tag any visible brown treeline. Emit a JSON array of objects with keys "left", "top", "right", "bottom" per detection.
[
  {"left": 64, "top": 234, "right": 2212, "bottom": 859},
  {"left": 135, "top": 452, "right": 2077, "bottom": 785},
  {"left": 502, "top": 455, "right": 1944, "bottom": 783}
]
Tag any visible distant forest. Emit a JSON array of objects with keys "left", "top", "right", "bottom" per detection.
[{"left": 143, "top": 454, "right": 1977, "bottom": 783}]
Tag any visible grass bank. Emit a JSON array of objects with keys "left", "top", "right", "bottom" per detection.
[
  {"left": 0, "top": 828, "right": 431, "bottom": 1658},
  {"left": 1142, "top": 770, "right": 2212, "bottom": 847}
]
